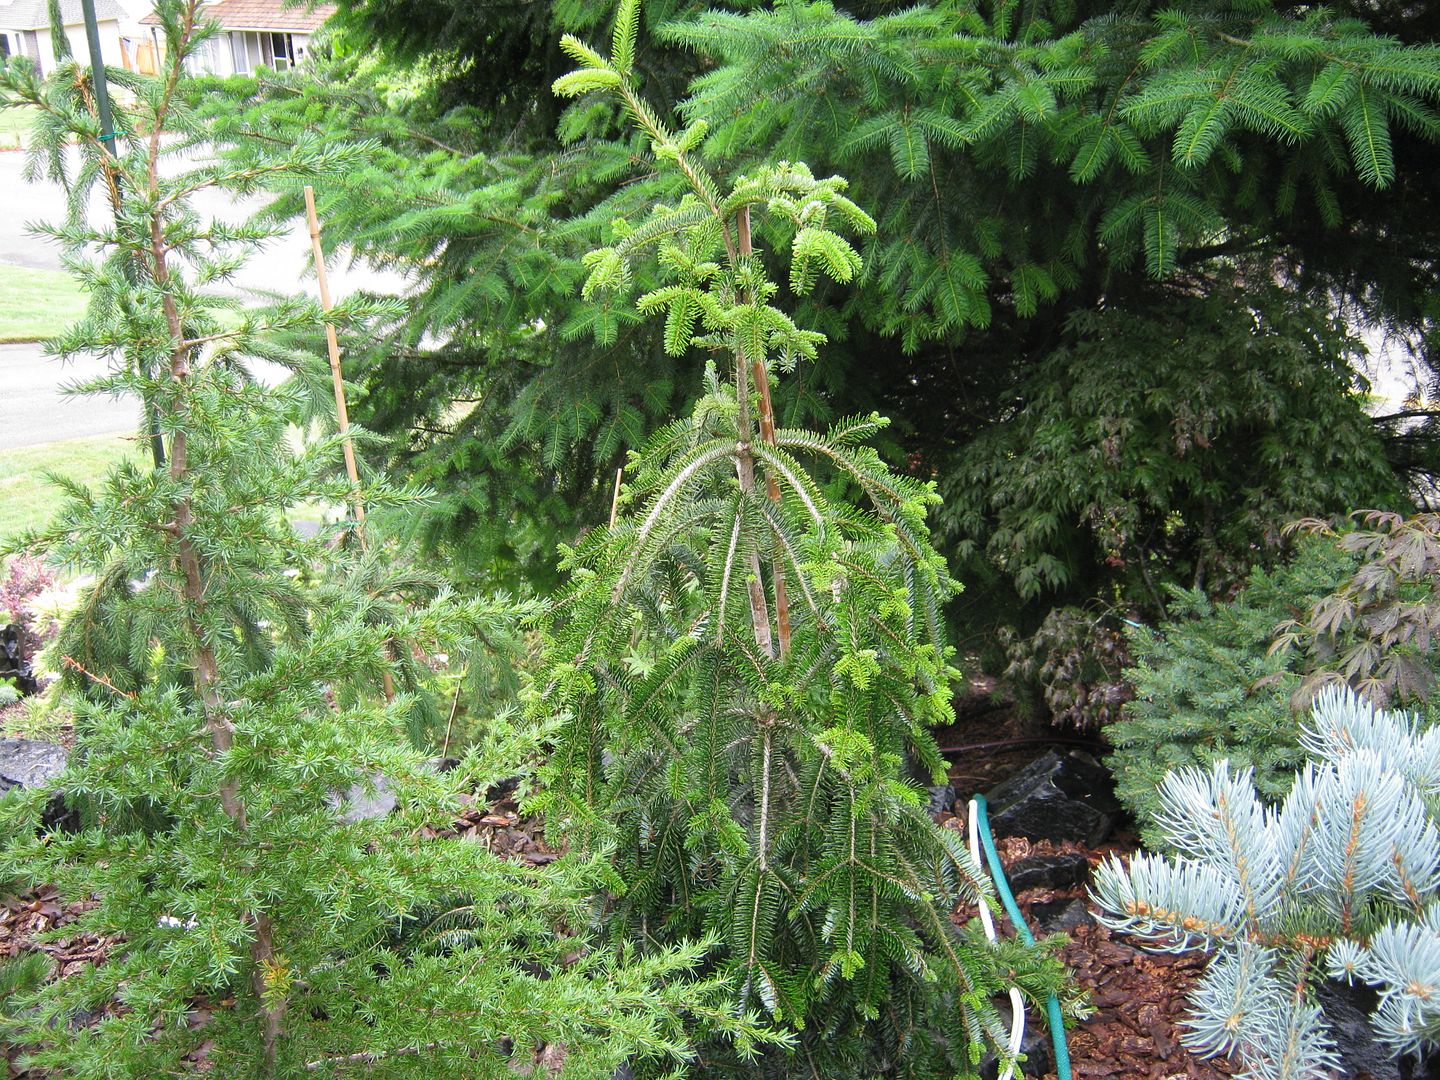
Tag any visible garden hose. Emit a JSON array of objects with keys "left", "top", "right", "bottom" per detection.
[{"left": 969, "top": 795, "right": 1074, "bottom": 1080}]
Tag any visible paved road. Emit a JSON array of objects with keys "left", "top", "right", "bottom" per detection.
[
  {"left": 0, "top": 147, "right": 403, "bottom": 449},
  {"left": 0, "top": 343, "right": 139, "bottom": 449}
]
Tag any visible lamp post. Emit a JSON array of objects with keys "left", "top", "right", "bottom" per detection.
[{"left": 78, "top": 0, "right": 167, "bottom": 469}]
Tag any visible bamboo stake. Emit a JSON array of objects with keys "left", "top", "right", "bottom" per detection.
[
  {"left": 738, "top": 207, "right": 792, "bottom": 658},
  {"left": 609, "top": 466, "right": 623, "bottom": 529},
  {"left": 304, "top": 185, "right": 367, "bottom": 536},
  {"left": 304, "top": 186, "right": 396, "bottom": 703}
]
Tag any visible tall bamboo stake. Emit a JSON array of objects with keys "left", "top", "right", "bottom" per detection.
[
  {"left": 304, "top": 186, "right": 395, "bottom": 702},
  {"left": 738, "top": 207, "right": 792, "bottom": 658},
  {"left": 304, "top": 185, "right": 366, "bottom": 535}
]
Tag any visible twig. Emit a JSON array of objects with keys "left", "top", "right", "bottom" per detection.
[
  {"left": 303, "top": 1042, "right": 447, "bottom": 1072},
  {"left": 60, "top": 655, "right": 136, "bottom": 700},
  {"left": 440, "top": 680, "right": 462, "bottom": 759}
]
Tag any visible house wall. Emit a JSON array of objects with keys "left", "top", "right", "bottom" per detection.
[
  {"left": 141, "top": 27, "right": 319, "bottom": 79},
  {"left": 28, "top": 20, "right": 124, "bottom": 76}
]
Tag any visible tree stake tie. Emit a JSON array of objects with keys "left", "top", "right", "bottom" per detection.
[{"left": 303, "top": 185, "right": 367, "bottom": 539}]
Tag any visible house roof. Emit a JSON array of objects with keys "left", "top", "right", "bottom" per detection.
[
  {"left": 139, "top": 0, "right": 333, "bottom": 31},
  {"left": 0, "top": 0, "right": 123, "bottom": 30}
]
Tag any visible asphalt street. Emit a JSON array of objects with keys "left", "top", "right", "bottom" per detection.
[
  {"left": 0, "top": 146, "right": 402, "bottom": 450},
  {"left": 0, "top": 344, "right": 141, "bottom": 450}
]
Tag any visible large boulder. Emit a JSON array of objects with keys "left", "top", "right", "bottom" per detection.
[
  {"left": 1316, "top": 981, "right": 1437, "bottom": 1080},
  {"left": 983, "top": 750, "right": 1119, "bottom": 845}
]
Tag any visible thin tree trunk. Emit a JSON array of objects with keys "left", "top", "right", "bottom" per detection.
[{"left": 144, "top": 40, "right": 284, "bottom": 1062}]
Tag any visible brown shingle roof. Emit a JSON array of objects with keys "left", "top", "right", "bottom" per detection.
[
  {"left": 0, "top": 0, "right": 123, "bottom": 30},
  {"left": 140, "top": 0, "right": 333, "bottom": 31}
]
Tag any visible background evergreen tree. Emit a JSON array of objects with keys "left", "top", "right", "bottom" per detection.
[
  {"left": 197, "top": 0, "right": 1440, "bottom": 700},
  {"left": 0, "top": 6, "right": 772, "bottom": 1074}
]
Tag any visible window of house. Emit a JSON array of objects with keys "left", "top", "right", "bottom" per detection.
[
  {"left": 268, "top": 32, "right": 293, "bottom": 70},
  {"left": 0, "top": 34, "right": 11, "bottom": 60}
]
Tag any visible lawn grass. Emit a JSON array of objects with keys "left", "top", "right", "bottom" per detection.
[
  {"left": 0, "top": 263, "right": 89, "bottom": 343},
  {"left": 0, "top": 105, "right": 37, "bottom": 150},
  {"left": 1, "top": 432, "right": 331, "bottom": 550},
  {"left": 0, "top": 433, "right": 142, "bottom": 546}
]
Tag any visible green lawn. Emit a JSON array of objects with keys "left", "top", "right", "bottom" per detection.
[
  {"left": 0, "top": 434, "right": 143, "bottom": 546},
  {"left": 0, "top": 105, "right": 36, "bottom": 150},
  {"left": 0, "top": 263, "right": 89, "bottom": 343},
  {"left": 1, "top": 432, "right": 331, "bottom": 549}
]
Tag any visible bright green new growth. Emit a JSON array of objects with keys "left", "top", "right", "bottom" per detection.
[
  {"left": 0, "top": 4, "right": 772, "bottom": 1075},
  {"left": 536, "top": 4, "right": 1071, "bottom": 1076},
  {"left": 1096, "top": 687, "right": 1440, "bottom": 1078}
]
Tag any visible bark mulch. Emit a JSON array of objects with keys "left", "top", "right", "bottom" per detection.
[{"left": 942, "top": 830, "right": 1238, "bottom": 1080}]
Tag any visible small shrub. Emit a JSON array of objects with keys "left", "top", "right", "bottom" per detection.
[
  {"left": 534, "top": 5, "right": 1074, "bottom": 1075},
  {"left": 1107, "top": 537, "right": 1356, "bottom": 843},
  {"left": 1276, "top": 511, "right": 1440, "bottom": 706},
  {"left": 1002, "top": 605, "right": 1132, "bottom": 731},
  {"left": 1095, "top": 687, "right": 1440, "bottom": 1077}
]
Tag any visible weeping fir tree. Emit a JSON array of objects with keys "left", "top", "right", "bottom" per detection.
[
  {"left": 0, "top": 4, "right": 774, "bottom": 1076},
  {"left": 533, "top": 6, "right": 1072, "bottom": 1077}
]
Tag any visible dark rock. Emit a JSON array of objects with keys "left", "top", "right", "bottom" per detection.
[
  {"left": 983, "top": 750, "right": 1119, "bottom": 845},
  {"left": 0, "top": 625, "right": 38, "bottom": 696},
  {"left": 1029, "top": 897, "right": 1094, "bottom": 936},
  {"left": 1317, "top": 980, "right": 1437, "bottom": 1080},
  {"left": 927, "top": 782, "right": 958, "bottom": 817},
  {"left": 1006, "top": 851, "right": 1091, "bottom": 893},
  {"left": 482, "top": 776, "right": 522, "bottom": 804},
  {"left": 978, "top": 995, "right": 1054, "bottom": 1078}
]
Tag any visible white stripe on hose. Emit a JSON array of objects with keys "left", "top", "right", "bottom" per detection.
[{"left": 967, "top": 798, "right": 1027, "bottom": 1058}]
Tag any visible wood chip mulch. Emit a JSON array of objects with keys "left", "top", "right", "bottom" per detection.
[
  {"left": 941, "top": 829, "right": 1237, "bottom": 1080},
  {"left": 416, "top": 788, "right": 563, "bottom": 865},
  {"left": 2, "top": 886, "right": 116, "bottom": 1078}
]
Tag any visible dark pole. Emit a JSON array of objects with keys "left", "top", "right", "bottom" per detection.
[
  {"left": 78, "top": 0, "right": 116, "bottom": 142},
  {"left": 79, "top": 0, "right": 167, "bottom": 469}
]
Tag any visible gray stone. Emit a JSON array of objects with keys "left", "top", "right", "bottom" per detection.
[
  {"left": 328, "top": 772, "right": 398, "bottom": 824},
  {"left": 0, "top": 737, "right": 67, "bottom": 792},
  {"left": 983, "top": 750, "right": 1119, "bottom": 845},
  {"left": 0, "top": 737, "right": 71, "bottom": 829}
]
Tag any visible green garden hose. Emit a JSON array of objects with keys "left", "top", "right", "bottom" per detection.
[{"left": 971, "top": 794, "right": 1073, "bottom": 1080}]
